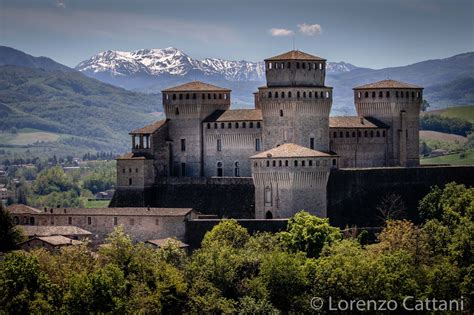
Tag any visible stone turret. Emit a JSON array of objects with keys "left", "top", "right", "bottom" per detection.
[
  {"left": 353, "top": 80, "right": 423, "bottom": 167},
  {"left": 250, "top": 143, "right": 338, "bottom": 219},
  {"left": 257, "top": 50, "right": 332, "bottom": 152},
  {"left": 162, "top": 81, "right": 231, "bottom": 176}
]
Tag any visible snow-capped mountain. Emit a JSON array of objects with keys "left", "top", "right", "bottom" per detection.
[{"left": 76, "top": 47, "right": 357, "bottom": 82}]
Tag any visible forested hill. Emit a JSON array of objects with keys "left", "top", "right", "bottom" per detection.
[{"left": 0, "top": 50, "right": 162, "bottom": 154}]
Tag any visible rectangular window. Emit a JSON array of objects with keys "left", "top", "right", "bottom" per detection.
[
  {"left": 114, "top": 217, "right": 118, "bottom": 226},
  {"left": 310, "top": 138, "right": 315, "bottom": 149},
  {"left": 181, "top": 163, "right": 186, "bottom": 177},
  {"left": 87, "top": 217, "right": 91, "bottom": 225},
  {"left": 181, "top": 139, "right": 186, "bottom": 151},
  {"left": 217, "top": 139, "right": 222, "bottom": 151},
  {"left": 129, "top": 178, "right": 132, "bottom": 186},
  {"left": 68, "top": 217, "right": 72, "bottom": 225},
  {"left": 255, "top": 139, "right": 261, "bottom": 151}
]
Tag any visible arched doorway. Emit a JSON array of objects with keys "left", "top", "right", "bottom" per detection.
[{"left": 265, "top": 211, "right": 273, "bottom": 219}]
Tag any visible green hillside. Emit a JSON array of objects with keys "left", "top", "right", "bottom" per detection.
[
  {"left": 0, "top": 65, "right": 160, "bottom": 157},
  {"left": 421, "top": 149, "right": 474, "bottom": 166},
  {"left": 425, "top": 105, "right": 474, "bottom": 123}
]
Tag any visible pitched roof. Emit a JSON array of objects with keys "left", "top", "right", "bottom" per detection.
[
  {"left": 329, "top": 116, "right": 389, "bottom": 129},
  {"left": 7, "top": 204, "right": 42, "bottom": 214},
  {"left": 19, "top": 235, "right": 82, "bottom": 246},
  {"left": 18, "top": 225, "right": 92, "bottom": 237},
  {"left": 10, "top": 205, "right": 194, "bottom": 217},
  {"left": 130, "top": 120, "right": 167, "bottom": 134},
  {"left": 162, "top": 81, "right": 231, "bottom": 92},
  {"left": 204, "top": 109, "right": 262, "bottom": 122},
  {"left": 251, "top": 143, "right": 334, "bottom": 159},
  {"left": 353, "top": 80, "right": 423, "bottom": 90},
  {"left": 146, "top": 238, "right": 189, "bottom": 248},
  {"left": 265, "top": 50, "right": 326, "bottom": 61},
  {"left": 116, "top": 152, "right": 154, "bottom": 160}
]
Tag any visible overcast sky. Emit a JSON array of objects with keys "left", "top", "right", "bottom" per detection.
[{"left": 1, "top": 0, "right": 472, "bottom": 68}]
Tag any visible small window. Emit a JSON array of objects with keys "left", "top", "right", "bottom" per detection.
[
  {"left": 228, "top": 122, "right": 232, "bottom": 129},
  {"left": 68, "top": 217, "right": 72, "bottom": 225},
  {"left": 186, "top": 93, "right": 189, "bottom": 100},
  {"left": 249, "top": 122, "right": 254, "bottom": 128},
  {"left": 281, "top": 92, "right": 285, "bottom": 98},
  {"left": 333, "top": 132, "right": 337, "bottom": 138},
  {"left": 396, "top": 91, "right": 399, "bottom": 98},
  {"left": 88, "top": 217, "right": 92, "bottom": 225},
  {"left": 242, "top": 122, "right": 246, "bottom": 128},
  {"left": 288, "top": 91, "right": 292, "bottom": 98},
  {"left": 364, "top": 131, "right": 368, "bottom": 137},
  {"left": 296, "top": 62, "right": 300, "bottom": 69},
  {"left": 372, "top": 91, "right": 376, "bottom": 98},
  {"left": 217, "top": 162, "right": 223, "bottom": 177},
  {"left": 365, "top": 91, "right": 369, "bottom": 98},
  {"left": 319, "top": 63, "right": 323, "bottom": 70},
  {"left": 346, "top": 131, "right": 350, "bottom": 138},
  {"left": 376, "top": 130, "right": 380, "bottom": 137},
  {"left": 129, "top": 168, "right": 132, "bottom": 173},
  {"left": 268, "top": 62, "right": 272, "bottom": 70},
  {"left": 266, "top": 160, "right": 270, "bottom": 167},
  {"left": 208, "top": 93, "right": 211, "bottom": 99},
  {"left": 400, "top": 91, "right": 404, "bottom": 98},
  {"left": 383, "top": 130, "right": 386, "bottom": 137},
  {"left": 175, "top": 107, "right": 179, "bottom": 115},
  {"left": 285, "top": 160, "right": 289, "bottom": 166},
  {"left": 297, "top": 91, "right": 300, "bottom": 98},
  {"left": 309, "top": 160, "right": 313, "bottom": 166},
  {"left": 303, "top": 91, "right": 306, "bottom": 98},
  {"left": 181, "top": 139, "right": 186, "bottom": 151},
  {"left": 294, "top": 160, "right": 298, "bottom": 167},
  {"left": 214, "top": 123, "right": 218, "bottom": 129},
  {"left": 179, "top": 94, "right": 183, "bottom": 100},
  {"left": 29, "top": 217, "right": 35, "bottom": 225},
  {"left": 207, "top": 123, "right": 210, "bottom": 129},
  {"left": 370, "top": 130, "right": 374, "bottom": 137},
  {"left": 234, "top": 162, "right": 240, "bottom": 177},
  {"left": 257, "top": 122, "right": 261, "bottom": 128},
  {"left": 352, "top": 131, "right": 356, "bottom": 137},
  {"left": 379, "top": 91, "right": 383, "bottom": 97},
  {"left": 275, "top": 92, "right": 278, "bottom": 99},
  {"left": 358, "top": 92, "right": 361, "bottom": 99},
  {"left": 217, "top": 139, "right": 222, "bottom": 151},
  {"left": 302, "top": 160, "right": 306, "bottom": 166},
  {"left": 332, "top": 159, "right": 337, "bottom": 166},
  {"left": 224, "top": 93, "right": 228, "bottom": 100},
  {"left": 287, "top": 62, "right": 291, "bottom": 68},
  {"left": 129, "top": 178, "right": 132, "bottom": 186},
  {"left": 202, "top": 93, "right": 205, "bottom": 100},
  {"left": 358, "top": 131, "right": 362, "bottom": 137},
  {"left": 310, "top": 137, "right": 315, "bottom": 149},
  {"left": 320, "top": 91, "right": 324, "bottom": 98},
  {"left": 130, "top": 218, "right": 135, "bottom": 226},
  {"left": 219, "top": 94, "right": 222, "bottom": 99},
  {"left": 193, "top": 93, "right": 197, "bottom": 99},
  {"left": 279, "top": 109, "right": 283, "bottom": 117},
  {"left": 268, "top": 91, "right": 272, "bottom": 98},
  {"left": 122, "top": 168, "right": 125, "bottom": 174},
  {"left": 221, "top": 122, "right": 225, "bottom": 128},
  {"left": 309, "top": 91, "right": 312, "bottom": 98},
  {"left": 136, "top": 168, "right": 138, "bottom": 173},
  {"left": 172, "top": 94, "right": 176, "bottom": 100},
  {"left": 181, "top": 163, "right": 186, "bottom": 177},
  {"left": 340, "top": 132, "right": 343, "bottom": 138},
  {"left": 279, "top": 160, "right": 282, "bottom": 167},
  {"left": 406, "top": 91, "right": 409, "bottom": 98},
  {"left": 302, "top": 63, "right": 306, "bottom": 69},
  {"left": 386, "top": 91, "right": 390, "bottom": 97},
  {"left": 235, "top": 122, "right": 239, "bottom": 128},
  {"left": 214, "top": 93, "right": 217, "bottom": 99}
]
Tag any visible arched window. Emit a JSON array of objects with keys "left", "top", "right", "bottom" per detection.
[
  {"left": 303, "top": 91, "right": 306, "bottom": 98},
  {"left": 309, "top": 160, "right": 313, "bottom": 166},
  {"left": 358, "top": 92, "right": 361, "bottom": 99},
  {"left": 275, "top": 92, "right": 278, "bottom": 98},
  {"left": 405, "top": 91, "right": 409, "bottom": 98},
  {"left": 376, "top": 130, "right": 380, "bottom": 137},
  {"left": 333, "top": 159, "right": 337, "bottom": 166},
  {"left": 214, "top": 123, "right": 218, "bottom": 129},
  {"left": 268, "top": 91, "right": 272, "bottom": 98},
  {"left": 179, "top": 94, "right": 183, "bottom": 100},
  {"left": 217, "top": 162, "right": 223, "bottom": 177},
  {"left": 266, "top": 211, "right": 273, "bottom": 219},
  {"left": 326, "top": 91, "right": 330, "bottom": 98},
  {"left": 268, "top": 62, "right": 272, "bottom": 70},
  {"left": 401, "top": 91, "right": 404, "bottom": 98},
  {"left": 370, "top": 130, "right": 374, "bottom": 137},
  {"left": 320, "top": 91, "right": 324, "bottom": 98},
  {"left": 287, "top": 62, "right": 291, "bottom": 68},
  {"left": 346, "top": 131, "right": 350, "bottom": 137},
  {"left": 279, "top": 109, "right": 283, "bottom": 117},
  {"left": 202, "top": 93, "right": 205, "bottom": 100},
  {"left": 257, "top": 122, "right": 261, "bottom": 128},
  {"left": 340, "top": 131, "right": 343, "bottom": 138},
  {"left": 309, "top": 91, "right": 312, "bottom": 98},
  {"left": 208, "top": 93, "right": 211, "bottom": 99},
  {"left": 411, "top": 91, "right": 415, "bottom": 98},
  {"left": 165, "top": 94, "right": 169, "bottom": 100},
  {"left": 264, "top": 186, "right": 272, "bottom": 206},
  {"left": 333, "top": 132, "right": 337, "bottom": 138},
  {"left": 294, "top": 160, "right": 298, "bottom": 167},
  {"left": 228, "top": 122, "right": 232, "bottom": 129},
  {"left": 319, "top": 63, "right": 323, "bottom": 70},
  {"left": 281, "top": 91, "right": 285, "bottom": 98},
  {"left": 272, "top": 160, "right": 276, "bottom": 167},
  {"left": 186, "top": 93, "right": 189, "bottom": 100},
  {"left": 302, "top": 63, "right": 306, "bottom": 69},
  {"left": 297, "top": 91, "right": 300, "bottom": 98},
  {"left": 249, "top": 122, "right": 254, "bottom": 128},
  {"left": 313, "top": 63, "right": 317, "bottom": 70},
  {"left": 214, "top": 93, "right": 217, "bottom": 99},
  {"left": 386, "top": 91, "right": 390, "bottom": 98},
  {"left": 379, "top": 91, "right": 383, "bottom": 97},
  {"left": 221, "top": 122, "right": 225, "bottom": 128},
  {"left": 235, "top": 122, "right": 239, "bottom": 128},
  {"left": 219, "top": 94, "right": 222, "bottom": 99},
  {"left": 296, "top": 62, "right": 300, "bottom": 69},
  {"left": 285, "top": 160, "right": 289, "bottom": 166},
  {"left": 172, "top": 94, "right": 176, "bottom": 100},
  {"left": 364, "top": 130, "right": 368, "bottom": 137},
  {"left": 365, "top": 91, "right": 369, "bottom": 98},
  {"left": 234, "top": 162, "right": 240, "bottom": 177},
  {"left": 279, "top": 160, "right": 282, "bottom": 167},
  {"left": 193, "top": 93, "right": 196, "bottom": 99},
  {"left": 224, "top": 93, "right": 228, "bottom": 100},
  {"left": 372, "top": 91, "right": 376, "bottom": 98},
  {"left": 302, "top": 160, "right": 306, "bottom": 166},
  {"left": 352, "top": 131, "right": 356, "bottom": 137},
  {"left": 242, "top": 122, "right": 246, "bottom": 128},
  {"left": 288, "top": 91, "right": 292, "bottom": 98},
  {"left": 266, "top": 160, "right": 270, "bottom": 167}
]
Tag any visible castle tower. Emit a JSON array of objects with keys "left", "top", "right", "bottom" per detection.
[
  {"left": 256, "top": 50, "right": 332, "bottom": 152},
  {"left": 162, "top": 81, "right": 231, "bottom": 177},
  {"left": 353, "top": 80, "right": 423, "bottom": 167},
  {"left": 251, "top": 143, "right": 338, "bottom": 219}
]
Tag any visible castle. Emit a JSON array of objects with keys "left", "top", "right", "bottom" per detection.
[{"left": 116, "top": 50, "right": 423, "bottom": 219}]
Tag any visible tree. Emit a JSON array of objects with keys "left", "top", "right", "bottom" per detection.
[
  {"left": 201, "top": 219, "right": 250, "bottom": 249},
  {"left": 0, "top": 203, "right": 24, "bottom": 251},
  {"left": 279, "top": 211, "right": 341, "bottom": 258},
  {"left": 421, "top": 99, "right": 430, "bottom": 112},
  {"left": 376, "top": 193, "right": 406, "bottom": 223}
]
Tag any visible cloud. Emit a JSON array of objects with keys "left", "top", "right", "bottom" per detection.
[
  {"left": 56, "top": 0, "right": 66, "bottom": 9},
  {"left": 269, "top": 28, "right": 294, "bottom": 37},
  {"left": 297, "top": 23, "right": 322, "bottom": 36}
]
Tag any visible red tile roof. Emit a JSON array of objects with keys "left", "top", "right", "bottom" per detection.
[
  {"left": 265, "top": 50, "right": 326, "bottom": 61},
  {"left": 329, "top": 117, "right": 389, "bottom": 129},
  {"left": 204, "top": 109, "right": 262, "bottom": 122},
  {"left": 162, "top": 81, "right": 231, "bottom": 92},
  {"left": 353, "top": 80, "right": 423, "bottom": 90},
  {"left": 130, "top": 120, "right": 167, "bottom": 134},
  {"left": 251, "top": 143, "right": 335, "bottom": 159}
]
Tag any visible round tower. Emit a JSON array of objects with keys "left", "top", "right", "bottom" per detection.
[
  {"left": 353, "top": 80, "right": 423, "bottom": 167},
  {"left": 250, "top": 143, "right": 338, "bottom": 219},
  {"left": 257, "top": 50, "right": 332, "bottom": 152},
  {"left": 162, "top": 81, "right": 231, "bottom": 176}
]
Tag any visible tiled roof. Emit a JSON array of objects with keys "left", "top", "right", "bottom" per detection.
[
  {"left": 265, "top": 50, "right": 326, "bottom": 61},
  {"left": 353, "top": 80, "right": 423, "bottom": 90},
  {"left": 251, "top": 143, "right": 335, "bottom": 159},
  {"left": 18, "top": 225, "right": 92, "bottom": 237},
  {"left": 19, "top": 235, "right": 82, "bottom": 246},
  {"left": 146, "top": 238, "right": 189, "bottom": 248},
  {"left": 10, "top": 205, "right": 194, "bottom": 217},
  {"left": 162, "top": 81, "right": 231, "bottom": 92},
  {"left": 116, "top": 152, "right": 154, "bottom": 160},
  {"left": 329, "top": 116, "right": 389, "bottom": 129},
  {"left": 7, "top": 204, "right": 42, "bottom": 214},
  {"left": 204, "top": 109, "right": 262, "bottom": 122},
  {"left": 130, "top": 120, "right": 167, "bottom": 134}
]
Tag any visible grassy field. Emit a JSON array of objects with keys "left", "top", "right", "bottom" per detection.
[
  {"left": 423, "top": 105, "right": 474, "bottom": 123},
  {"left": 421, "top": 149, "right": 474, "bottom": 166},
  {"left": 83, "top": 199, "right": 110, "bottom": 208},
  {"left": 420, "top": 130, "right": 467, "bottom": 152},
  {"left": 0, "top": 128, "right": 63, "bottom": 145}
]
